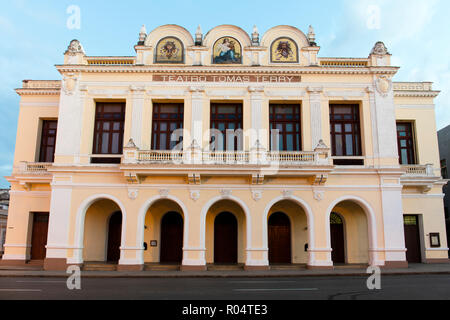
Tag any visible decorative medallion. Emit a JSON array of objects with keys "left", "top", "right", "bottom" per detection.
[
  {"left": 190, "top": 190, "right": 200, "bottom": 202},
  {"left": 270, "top": 37, "right": 298, "bottom": 63},
  {"left": 313, "top": 190, "right": 325, "bottom": 202},
  {"left": 375, "top": 75, "right": 392, "bottom": 97},
  {"left": 282, "top": 190, "right": 293, "bottom": 198},
  {"left": 252, "top": 190, "right": 263, "bottom": 202},
  {"left": 128, "top": 189, "right": 139, "bottom": 200},
  {"left": 213, "top": 37, "right": 242, "bottom": 64},
  {"left": 220, "top": 189, "right": 233, "bottom": 197},
  {"left": 159, "top": 189, "right": 170, "bottom": 197},
  {"left": 155, "top": 37, "right": 184, "bottom": 64},
  {"left": 62, "top": 75, "right": 77, "bottom": 95}
]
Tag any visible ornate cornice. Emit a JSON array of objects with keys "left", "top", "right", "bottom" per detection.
[
  {"left": 55, "top": 65, "right": 399, "bottom": 76},
  {"left": 15, "top": 88, "right": 61, "bottom": 96}
]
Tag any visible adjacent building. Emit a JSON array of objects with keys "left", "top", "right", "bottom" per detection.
[
  {"left": 1, "top": 24, "right": 449, "bottom": 271},
  {"left": 437, "top": 125, "right": 450, "bottom": 257},
  {"left": 0, "top": 190, "right": 10, "bottom": 257}
]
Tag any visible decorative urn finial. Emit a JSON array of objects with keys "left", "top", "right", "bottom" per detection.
[
  {"left": 195, "top": 25, "right": 203, "bottom": 46},
  {"left": 251, "top": 25, "right": 260, "bottom": 46},
  {"left": 308, "top": 25, "right": 317, "bottom": 46},
  {"left": 138, "top": 25, "right": 147, "bottom": 45}
]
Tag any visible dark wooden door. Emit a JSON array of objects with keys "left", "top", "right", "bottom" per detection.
[
  {"left": 268, "top": 212, "right": 292, "bottom": 264},
  {"left": 214, "top": 212, "right": 238, "bottom": 264},
  {"left": 160, "top": 212, "right": 184, "bottom": 264},
  {"left": 107, "top": 211, "right": 122, "bottom": 262},
  {"left": 404, "top": 215, "right": 422, "bottom": 263},
  {"left": 330, "top": 213, "right": 345, "bottom": 264},
  {"left": 30, "top": 213, "right": 49, "bottom": 260}
]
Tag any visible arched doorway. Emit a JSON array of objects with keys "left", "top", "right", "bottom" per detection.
[
  {"left": 268, "top": 212, "right": 292, "bottom": 264},
  {"left": 107, "top": 211, "right": 122, "bottom": 262},
  {"left": 160, "top": 212, "right": 184, "bottom": 264},
  {"left": 328, "top": 200, "right": 370, "bottom": 265},
  {"left": 214, "top": 212, "right": 238, "bottom": 264},
  {"left": 330, "top": 213, "right": 345, "bottom": 264}
]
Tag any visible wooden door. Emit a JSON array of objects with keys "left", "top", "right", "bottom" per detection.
[
  {"left": 30, "top": 213, "right": 49, "bottom": 260},
  {"left": 107, "top": 211, "right": 122, "bottom": 262},
  {"left": 404, "top": 215, "right": 422, "bottom": 263},
  {"left": 214, "top": 212, "right": 238, "bottom": 264},
  {"left": 160, "top": 212, "right": 184, "bottom": 264},
  {"left": 268, "top": 212, "right": 292, "bottom": 264},
  {"left": 330, "top": 213, "right": 345, "bottom": 264}
]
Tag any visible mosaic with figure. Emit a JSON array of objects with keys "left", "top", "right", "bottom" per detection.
[
  {"left": 271, "top": 38, "right": 298, "bottom": 63},
  {"left": 213, "top": 37, "right": 242, "bottom": 64},
  {"left": 155, "top": 37, "right": 184, "bottom": 63}
]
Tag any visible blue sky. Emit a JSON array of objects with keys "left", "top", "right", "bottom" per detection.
[{"left": 0, "top": 0, "right": 449, "bottom": 188}]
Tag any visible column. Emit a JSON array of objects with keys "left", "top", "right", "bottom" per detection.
[
  {"left": 190, "top": 87, "right": 205, "bottom": 149},
  {"left": 44, "top": 184, "right": 73, "bottom": 271},
  {"left": 307, "top": 87, "right": 324, "bottom": 148},
  {"left": 248, "top": 86, "right": 265, "bottom": 149},
  {"left": 130, "top": 86, "right": 146, "bottom": 148}
]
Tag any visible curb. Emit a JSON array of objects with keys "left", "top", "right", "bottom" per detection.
[{"left": 1, "top": 270, "right": 450, "bottom": 279}]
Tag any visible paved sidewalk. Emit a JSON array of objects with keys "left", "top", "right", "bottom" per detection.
[{"left": 0, "top": 263, "right": 449, "bottom": 278}]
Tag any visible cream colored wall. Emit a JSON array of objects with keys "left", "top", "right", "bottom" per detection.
[
  {"left": 395, "top": 100, "right": 440, "bottom": 169},
  {"left": 403, "top": 195, "right": 448, "bottom": 260},
  {"left": 332, "top": 201, "right": 370, "bottom": 264},
  {"left": 13, "top": 97, "right": 59, "bottom": 166},
  {"left": 83, "top": 199, "right": 120, "bottom": 262}
]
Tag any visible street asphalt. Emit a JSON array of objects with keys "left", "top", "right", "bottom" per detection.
[{"left": 0, "top": 274, "right": 449, "bottom": 300}]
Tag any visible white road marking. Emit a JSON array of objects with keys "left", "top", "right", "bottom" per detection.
[
  {"left": 16, "top": 281, "right": 66, "bottom": 284},
  {"left": 0, "top": 289, "right": 42, "bottom": 292},
  {"left": 234, "top": 288, "right": 319, "bottom": 292},
  {"left": 229, "top": 281, "right": 297, "bottom": 284}
]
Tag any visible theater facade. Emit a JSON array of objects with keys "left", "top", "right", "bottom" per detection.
[{"left": 2, "top": 24, "right": 449, "bottom": 271}]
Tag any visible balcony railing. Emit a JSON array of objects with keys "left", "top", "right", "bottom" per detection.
[
  {"left": 17, "top": 162, "right": 51, "bottom": 174},
  {"left": 402, "top": 164, "right": 435, "bottom": 177},
  {"left": 125, "top": 148, "right": 330, "bottom": 166}
]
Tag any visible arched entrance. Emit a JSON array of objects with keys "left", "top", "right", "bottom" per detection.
[
  {"left": 330, "top": 213, "right": 345, "bottom": 264},
  {"left": 107, "top": 211, "right": 122, "bottom": 262},
  {"left": 328, "top": 200, "right": 370, "bottom": 265},
  {"left": 160, "top": 212, "right": 184, "bottom": 264},
  {"left": 143, "top": 199, "right": 185, "bottom": 264},
  {"left": 82, "top": 199, "right": 123, "bottom": 263},
  {"left": 214, "top": 212, "right": 238, "bottom": 264},
  {"left": 268, "top": 212, "right": 291, "bottom": 264}
]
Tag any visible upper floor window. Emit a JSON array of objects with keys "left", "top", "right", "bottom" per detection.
[
  {"left": 39, "top": 120, "right": 57, "bottom": 163},
  {"left": 270, "top": 104, "right": 302, "bottom": 151},
  {"left": 396, "top": 122, "right": 416, "bottom": 165},
  {"left": 152, "top": 103, "right": 184, "bottom": 151},
  {"left": 92, "top": 103, "right": 125, "bottom": 164},
  {"left": 210, "top": 103, "right": 243, "bottom": 151},
  {"left": 330, "top": 104, "right": 362, "bottom": 157}
]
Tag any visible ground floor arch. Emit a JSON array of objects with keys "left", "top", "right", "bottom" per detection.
[
  {"left": 266, "top": 199, "right": 310, "bottom": 265},
  {"left": 143, "top": 199, "right": 185, "bottom": 264},
  {"left": 205, "top": 199, "right": 247, "bottom": 265},
  {"left": 83, "top": 199, "right": 124, "bottom": 263},
  {"left": 328, "top": 200, "right": 371, "bottom": 265}
]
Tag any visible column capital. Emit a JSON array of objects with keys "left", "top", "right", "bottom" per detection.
[{"left": 307, "top": 86, "right": 324, "bottom": 94}]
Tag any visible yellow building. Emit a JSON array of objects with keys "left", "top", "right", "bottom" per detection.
[{"left": 1, "top": 24, "right": 449, "bottom": 271}]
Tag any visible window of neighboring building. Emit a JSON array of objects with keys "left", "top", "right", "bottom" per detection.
[
  {"left": 92, "top": 103, "right": 126, "bottom": 164},
  {"left": 330, "top": 104, "right": 362, "bottom": 157},
  {"left": 152, "top": 103, "right": 184, "bottom": 151},
  {"left": 39, "top": 120, "right": 58, "bottom": 163},
  {"left": 396, "top": 122, "right": 417, "bottom": 165},
  {"left": 210, "top": 103, "right": 243, "bottom": 151},
  {"left": 441, "top": 159, "right": 448, "bottom": 179},
  {"left": 270, "top": 104, "right": 302, "bottom": 152}
]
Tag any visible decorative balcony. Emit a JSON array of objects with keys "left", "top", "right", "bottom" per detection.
[
  {"left": 11, "top": 162, "right": 53, "bottom": 190},
  {"left": 401, "top": 164, "right": 442, "bottom": 193},
  {"left": 120, "top": 139, "right": 334, "bottom": 185}
]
